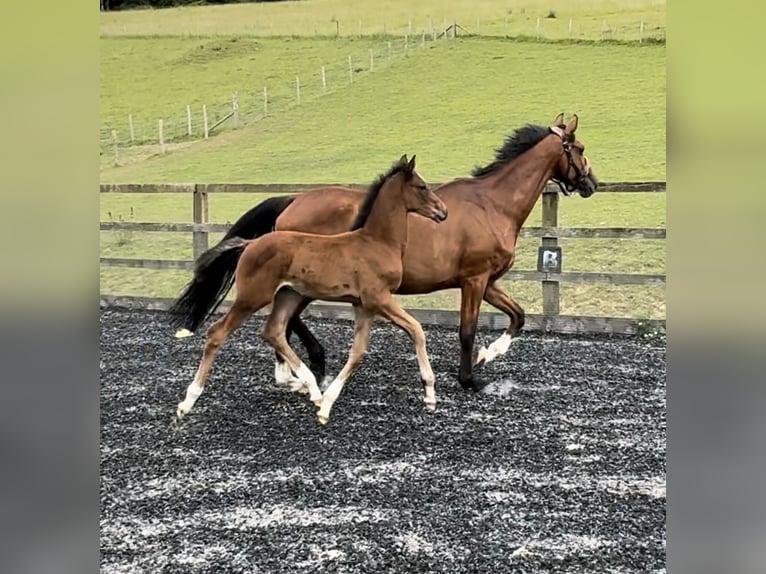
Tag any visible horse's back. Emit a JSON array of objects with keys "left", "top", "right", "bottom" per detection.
[{"left": 276, "top": 186, "right": 364, "bottom": 235}]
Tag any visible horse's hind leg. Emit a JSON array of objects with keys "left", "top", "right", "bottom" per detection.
[
  {"left": 288, "top": 305, "right": 326, "bottom": 381},
  {"left": 177, "top": 301, "right": 254, "bottom": 419},
  {"left": 475, "top": 281, "right": 525, "bottom": 369},
  {"left": 263, "top": 288, "right": 323, "bottom": 406},
  {"left": 273, "top": 296, "right": 325, "bottom": 392},
  {"left": 317, "top": 305, "right": 373, "bottom": 425},
  {"left": 374, "top": 296, "right": 437, "bottom": 410}
]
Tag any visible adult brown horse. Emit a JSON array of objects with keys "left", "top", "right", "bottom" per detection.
[
  {"left": 176, "top": 154, "right": 448, "bottom": 424},
  {"left": 169, "top": 114, "right": 598, "bottom": 391}
]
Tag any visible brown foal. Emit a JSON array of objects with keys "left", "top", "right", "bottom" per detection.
[{"left": 176, "top": 155, "right": 448, "bottom": 424}]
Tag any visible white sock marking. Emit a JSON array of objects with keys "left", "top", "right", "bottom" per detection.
[
  {"left": 317, "top": 375, "right": 345, "bottom": 422},
  {"left": 274, "top": 361, "right": 296, "bottom": 386},
  {"left": 295, "top": 362, "right": 322, "bottom": 403},
  {"left": 177, "top": 383, "right": 203, "bottom": 416},
  {"left": 174, "top": 328, "right": 194, "bottom": 339},
  {"left": 476, "top": 333, "right": 514, "bottom": 365}
]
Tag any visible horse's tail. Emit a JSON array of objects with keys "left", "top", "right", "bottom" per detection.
[{"left": 168, "top": 195, "right": 296, "bottom": 334}]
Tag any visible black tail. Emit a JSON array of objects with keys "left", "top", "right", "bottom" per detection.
[{"left": 168, "top": 195, "right": 296, "bottom": 332}]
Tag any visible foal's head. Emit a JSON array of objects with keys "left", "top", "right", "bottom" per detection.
[
  {"left": 397, "top": 154, "right": 448, "bottom": 222},
  {"left": 549, "top": 113, "right": 599, "bottom": 198}
]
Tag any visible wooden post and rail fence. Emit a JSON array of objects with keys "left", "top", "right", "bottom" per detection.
[{"left": 99, "top": 182, "right": 666, "bottom": 335}]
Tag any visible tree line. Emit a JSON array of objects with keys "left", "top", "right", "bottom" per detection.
[{"left": 101, "top": 0, "right": 291, "bottom": 10}]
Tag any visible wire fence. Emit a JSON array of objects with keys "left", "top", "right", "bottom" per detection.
[{"left": 100, "top": 17, "right": 665, "bottom": 162}]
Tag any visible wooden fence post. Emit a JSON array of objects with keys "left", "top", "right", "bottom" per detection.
[
  {"left": 128, "top": 114, "right": 135, "bottom": 143},
  {"left": 192, "top": 185, "right": 209, "bottom": 261},
  {"left": 158, "top": 119, "right": 165, "bottom": 153},
  {"left": 541, "top": 190, "right": 560, "bottom": 320},
  {"left": 232, "top": 92, "right": 239, "bottom": 128},
  {"left": 111, "top": 129, "right": 119, "bottom": 166}
]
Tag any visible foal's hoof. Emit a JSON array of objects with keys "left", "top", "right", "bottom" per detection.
[
  {"left": 289, "top": 381, "right": 310, "bottom": 394},
  {"left": 317, "top": 415, "right": 329, "bottom": 425}
]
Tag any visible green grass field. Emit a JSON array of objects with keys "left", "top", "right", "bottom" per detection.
[
  {"left": 99, "top": 1, "right": 665, "bottom": 320},
  {"left": 100, "top": 0, "right": 665, "bottom": 41}
]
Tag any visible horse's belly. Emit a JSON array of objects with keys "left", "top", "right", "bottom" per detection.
[{"left": 397, "top": 259, "right": 459, "bottom": 294}]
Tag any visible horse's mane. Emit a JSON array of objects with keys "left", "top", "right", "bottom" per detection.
[
  {"left": 471, "top": 124, "right": 566, "bottom": 177},
  {"left": 350, "top": 157, "right": 410, "bottom": 231}
]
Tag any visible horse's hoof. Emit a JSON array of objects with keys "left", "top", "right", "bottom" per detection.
[
  {"left": 318, "top": 415, "right": 329, "bottom": 425},
  {"left": 424, "top": 402, "right": 436, "bottom": 412},
  {"left": 175, "top": 328, "right": 194, "bottom": 339},
  {"left": 471, "top": 378, "right": 491, "bottom": 393},
  {"left": 458, "top": 377, "right": 474, "bottom": 390}
]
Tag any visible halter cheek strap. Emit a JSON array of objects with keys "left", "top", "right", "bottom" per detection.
[{"left": 549, "top": 126, "right": 587, "bottom": 195}]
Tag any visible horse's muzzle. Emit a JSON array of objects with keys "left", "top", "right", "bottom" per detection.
[
  {"left": 579, "top": 174, "right": 599, "bottom": 198},
  {"left": 433, "top": 208, "right": 448, "bottom": 222}
]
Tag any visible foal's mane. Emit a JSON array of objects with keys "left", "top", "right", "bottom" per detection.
[
  {"left": 471, "top": 123, "right": 568, "bottom": 178},
  {"left": 350, "top": 157, "right": 410, "bottom": 231}
]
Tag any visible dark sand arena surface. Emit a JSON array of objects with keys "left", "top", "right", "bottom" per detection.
[{"left": 100, "top": 309, "right": 666, "bottom": 573}]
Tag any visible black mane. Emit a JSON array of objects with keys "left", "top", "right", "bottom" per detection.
[
  {"left": 471, "top": 124, "right": 554, "bottom": 177},
  {"left": 350, "top": 157, "right": 409, "bottom": 231}
]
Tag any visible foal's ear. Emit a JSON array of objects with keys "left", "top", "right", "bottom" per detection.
[
  {"left": 553, "top": 112, "right": 565, "bottom": 126},
  {"left": 399, "top": 153, "right": 408, "bottom": 166},
  {"left": 407, "top": 154, "right": 417, "bottom": 173},
  {"left": 564, "top": 114, "right": 579, "bottom": 135}
]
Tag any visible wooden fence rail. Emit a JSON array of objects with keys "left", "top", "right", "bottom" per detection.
[{"left": 100, "top": 181, "right": 666, "bottom": 335}]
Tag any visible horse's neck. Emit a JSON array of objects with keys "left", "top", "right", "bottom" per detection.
[
  {"left": 358, "top": 183, "right": 409, "bottom": 252},
  {"left": 486, "top": 137, "right": 561, "bottom": 225}
]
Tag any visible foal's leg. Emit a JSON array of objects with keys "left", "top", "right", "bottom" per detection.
[
  {"left": 317, "top": 306, "right": 373, "bottom": 425},
  {"left": 457, "top": 276, "right": 490, "bottom": 392},
  {"left": 262, "top": 289, "right": 323, "bottom": 406},
  {"left": 177, "top": 301, "right": 254, "bottom": 419},
  {"left": 273, "top": 296, "right": 326, "bottom": 391},
  {"left": 374, "top": 296, "right": 437, "bottom": 410},
  {"left": 287, "top": 303, "right": 326, "bottom": 381},
  {"left": 474, "top": 281, "right": 525, "bottom": 369}
]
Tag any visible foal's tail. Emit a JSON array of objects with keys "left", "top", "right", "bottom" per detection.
[{"left": 168, "top": 195, "right": 296, "bottom": 334}]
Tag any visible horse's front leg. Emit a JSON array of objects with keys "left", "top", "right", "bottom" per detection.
[
  {"left": 474, "top": 281, "right": 525, "bottom": 370},
  {"left": 457, "top": 275, "right": 490, "bottom": 392}
]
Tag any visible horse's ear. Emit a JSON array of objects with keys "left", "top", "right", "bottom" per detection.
[
  {"left": 399, "top": 153, "right": 408, "bottom": 166},
  {"left": 554, "top": 112, "right": 564, "bottom": 126},
  {"left": 407, "top": 154, "right": 416, "bottom": 173},
  {"left": 565, "top": 114, "right": 578, "bottom": 135}
]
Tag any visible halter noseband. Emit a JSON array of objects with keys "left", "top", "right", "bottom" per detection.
[{"left": 549, "top": 126, "right": 588, "bottom": 196}]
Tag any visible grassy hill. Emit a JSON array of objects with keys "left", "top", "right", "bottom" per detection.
[
  {"left": 100, "top": 0, "right": 665, "bottom": 41},
  {"left": 100, "top": 37, "right": 666, "bottom": 182}
]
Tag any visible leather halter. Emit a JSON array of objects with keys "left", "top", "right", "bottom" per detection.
[{"left": 549, "top": 126, "right": 589, "bottom": 196}]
